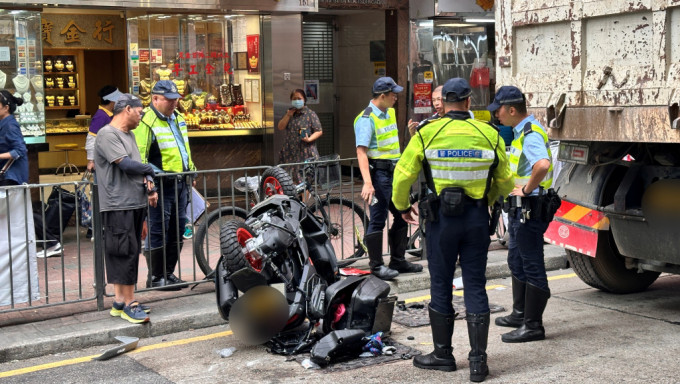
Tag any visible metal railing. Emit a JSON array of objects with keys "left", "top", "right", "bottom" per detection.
[{"left": 0, "top": 158, "right": 375, "bottom": 316}]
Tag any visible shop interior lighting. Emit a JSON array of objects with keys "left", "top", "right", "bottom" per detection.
[
  {"left": 438, "top": 23, "right": 473, "bottom": 27},
  {"left": 464, "top": 18, "right": 495, "bottom": 23}
]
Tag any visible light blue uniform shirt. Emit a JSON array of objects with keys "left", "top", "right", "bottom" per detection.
[
  {"left": 354, "top": 102, "right": 387, "bottom": 149},
  {"left": 514, "top": 114, "right": 550, "bottom": 196},
  {"left": 167, "top": 113, "right": 189, "bottom": 172}
]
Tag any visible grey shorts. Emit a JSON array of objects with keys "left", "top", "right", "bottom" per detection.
[{"left": 102, "top": 208, "right": 146, "bottom": 285}]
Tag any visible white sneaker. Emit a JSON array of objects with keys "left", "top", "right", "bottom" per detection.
[{"left": 39, "top": 243, "right": 62, "bottom": 258}]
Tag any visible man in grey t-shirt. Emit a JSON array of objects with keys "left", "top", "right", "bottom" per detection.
[{"left": 95, "top": 94, "right": 159, "bottom": 324}]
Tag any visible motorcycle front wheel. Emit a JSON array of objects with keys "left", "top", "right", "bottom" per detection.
[
  {"left": 194, "top": 206, "right": 248, "bottom": 277},
  {"left": 220, "top": 220, "right": 263, "bottom": 273}
]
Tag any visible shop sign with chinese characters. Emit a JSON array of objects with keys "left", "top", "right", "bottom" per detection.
[{"left": 41, "top": 14, "right": 125, "bottom": 49}]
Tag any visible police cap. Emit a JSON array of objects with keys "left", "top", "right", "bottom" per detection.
[
  {"left": 372, "top": 76, "right": 404, "bottom": 94},
  {"left": 152, "top": 80, "right": 182, "bottom": 99},
  {"left": 442, "top": 78, "right": 472, "bottom": 102},
  {"left": 487, "top": 86, "right": 525, "bottom": 112}
]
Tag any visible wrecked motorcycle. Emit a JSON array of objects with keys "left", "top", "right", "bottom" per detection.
[{"left": 214, "top": 168, "right": 396, "bottom": 362}]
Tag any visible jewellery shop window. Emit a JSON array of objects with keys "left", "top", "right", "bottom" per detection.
[
  {"left": 0, "top": 10, "right": 46, "bottom": 142},
  {"left": 127, "top": 14, "right": 265, "bottom": 134},
  {"left": 409, "top": 19, "right": 494, "bottom": 122}
]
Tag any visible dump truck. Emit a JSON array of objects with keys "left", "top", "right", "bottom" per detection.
[{"left": 495, "top": 0, "right": 680, "bottom": 293}]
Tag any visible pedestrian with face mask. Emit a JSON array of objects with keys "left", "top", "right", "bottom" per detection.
[{"left": 277, "top": 88, "right": 323, "bottom": 183}]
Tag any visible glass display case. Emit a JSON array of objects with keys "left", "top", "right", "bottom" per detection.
[
  {"left": 0, "top": 10, "right": 45, "bottom": 142},
  {"left": 127, "top": 14, "right": 266, "bottom": 135},
  {"left": 45, "top": 117, "right": 90, "bottom": 134}
]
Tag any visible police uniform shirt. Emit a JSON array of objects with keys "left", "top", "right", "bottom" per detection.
[
  {"left": 392, "top": 111, "right": 514, "bottom": 211},
  {"left": 354, "top": 102, "right": 387, "bottom": 149},
  {"left": 513, "top": 114, "right": 550, "bottom": 196}
]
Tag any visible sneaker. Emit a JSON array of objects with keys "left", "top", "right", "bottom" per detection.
[
  {"left": 121, "top": 301, "right": 150, "bottom": 324},
  {"left": 110, "top": 301, "right": 151, "bottom": 317},
  {"left": 183, "top": 224, "right": 193, "bottom": 239},
  {"left": 38, "top": 242, "right": 62, "bottom": 258}
]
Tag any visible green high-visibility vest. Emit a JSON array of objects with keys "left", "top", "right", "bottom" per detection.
[
  {"left": 508, "top": 122, "right": 553, "bottom": 189},
  {"left": 135, "top": 108, "right": 195, "bottom": 173},
  {"left": 354, "top": 106, "right": 400, "bottom": 160}
]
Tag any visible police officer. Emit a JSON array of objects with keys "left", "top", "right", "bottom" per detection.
[
  {"left": 393, "top": 78, "right": 514, "bottom": 382},
  {"left": 136, "top": 80, "right": 197, "bottom": 290},
  {"left": 487, "top": 86, "right": 553, "bottom": 343},
  {"left": 354, "top": 76, "right": 423, "bottom": 280}
]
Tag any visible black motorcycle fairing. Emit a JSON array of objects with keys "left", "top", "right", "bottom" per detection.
[
  {"left": 215, "top": 256, "right": 238, "bottom": 321},
  {"left": 249, "top": 194, "right": 305, "bottom": 222},
  {"left": 310, "top": 329, "right": 367, "bottom": 366},
  {"left": 300, "top": 211, "right": 339, "bottom": 284},
  {"left": 230, "top": 267, "right": 268, "bottom": 293},
  {"left": 323, "top": 276, "right": 366, "bottom": 334},
  {"left": 347, "top": 276, "right": 390, "bottom": 332}
]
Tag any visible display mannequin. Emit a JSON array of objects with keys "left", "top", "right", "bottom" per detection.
[
  {"left": 155, "top": 64, "right": 171, "bottom": 80},
  {"left": 12, "top": 74, "right": 30, "bottom": 93},
  {"left": 30, "top": 75, "right": 43, "bottom": 91}
]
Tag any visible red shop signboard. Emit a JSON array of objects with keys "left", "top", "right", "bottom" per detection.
[{"left": 247, "top": 34, "right": 259, "bottom": 74}]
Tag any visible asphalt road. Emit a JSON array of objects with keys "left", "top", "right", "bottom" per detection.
[{"left": 2, "top": 270, "right": 679, "bottom": 384}]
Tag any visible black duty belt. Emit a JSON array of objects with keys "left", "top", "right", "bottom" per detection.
[
  {"left": 464, "top": 195, "right": 486, "bottom": 208},
  {"left": 369, "top": 159, "right": 396, "bottom": 171}
]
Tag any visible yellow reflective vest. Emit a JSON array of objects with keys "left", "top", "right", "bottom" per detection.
[
  {"left": 508, "top": 122, "right": 553, "bottom": 189},
  {"left": 354, "top": 106, "right": 400, "bottom": 160},
  {"left": 135, "top": 107, "right": 196, "bottom": 173},
  {"left": 392, "top": 114, "right": 514, "bottom": 211}
]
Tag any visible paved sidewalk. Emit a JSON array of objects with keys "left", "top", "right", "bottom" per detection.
[{"left": 0, "top": 244, "right": 568, "bottom": 363}]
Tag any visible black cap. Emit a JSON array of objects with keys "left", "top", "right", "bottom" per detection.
[
  {"left": 442, "top": 78, "right": 472, "bottom": 102},
  {"left": 487, "top": 86, "right": 525, "bottom": 112},
  {"left": 113, "top": 94, "right": 143, "bottom": 115}
]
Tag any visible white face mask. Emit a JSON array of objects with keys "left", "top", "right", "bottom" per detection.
[{"left": 291, "top": 99, "right": 304, "bottom": 109}]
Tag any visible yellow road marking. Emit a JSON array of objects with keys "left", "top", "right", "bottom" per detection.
[
  {"left": 1, "top": 272, "right": 578, "bottom": 378},
  {"left": 548, "top": 273, "right": 576, "bottom": 281},
  {"left": 0, "top": 330, "right": 234, "bottom": 378}
]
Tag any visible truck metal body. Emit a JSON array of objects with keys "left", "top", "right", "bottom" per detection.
[{"left": 496, "top": 0, "right": 680, "bottom": 292}]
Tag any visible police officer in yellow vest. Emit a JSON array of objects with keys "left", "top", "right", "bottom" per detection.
[
  {"left": 354, "top": 76, "right": 423, "bottom": 280},
  {"left": 393, "top": 78, "right": 514, "bottom": 382},
  {"left": 487, "top": 85, "right": 554, "bottom": 343},
  {"left": 135, "top": 80, "right": 196, "bottom": 290}
]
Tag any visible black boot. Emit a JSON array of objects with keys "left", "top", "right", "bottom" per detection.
[
  {"left": 365, "top": 232, "right": 398, "bottom": 280},
  {"left": 144, "top": 247, "right": 163, "bottom": 288},
  {"left": 467, "top": 312, "right": 490, "bottom": 382},
  {"left": 388, "top": 226, "right": 423, "bottom": 273},
  {"left": 501, "top": 282, "right": 550, "bottom": 343},
  {"left": 413, "top": 305, "right": 457, "bottom": 371},
  {"left": 495, "top": 275, "right": 525, "bottom": 327},
  {"left": 147, "top": 247, "right": 182, "bottom": 291},
  {"left": 164, "top": 241, "right": 188, "bottom": 289}
]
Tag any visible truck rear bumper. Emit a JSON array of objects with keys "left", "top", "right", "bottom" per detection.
[{"left": 544, "top": 201, "right": 609, "bottom": 257}]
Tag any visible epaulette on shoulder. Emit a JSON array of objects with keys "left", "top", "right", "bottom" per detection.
[
  {"left": 523, "top": 122, "right": 534, "bottom": 136},
  {"left": 416, "top": 117, "right": 434, "bottom": 131},
  {"left": 361, "top": 107, "right": 372, "bottom": 118}
]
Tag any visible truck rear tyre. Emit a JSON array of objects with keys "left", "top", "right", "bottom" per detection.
[{"left": 566, "top": 231, "right": 660, "bottom": 293}]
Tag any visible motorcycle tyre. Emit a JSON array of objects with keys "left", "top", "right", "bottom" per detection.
[
  {"left": 221, "top": 220, "right": 262, "bottom": 273},
  {"left": 260, "top": 166, "right": 297, "bottom": 200},
  {"left": 195, "top": 206, "right": 248, "bottom": 276}
]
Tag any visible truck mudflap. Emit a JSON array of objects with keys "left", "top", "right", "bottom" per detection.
[{"left": 544, "top": 200, "right": 609, "bottom": 257}]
